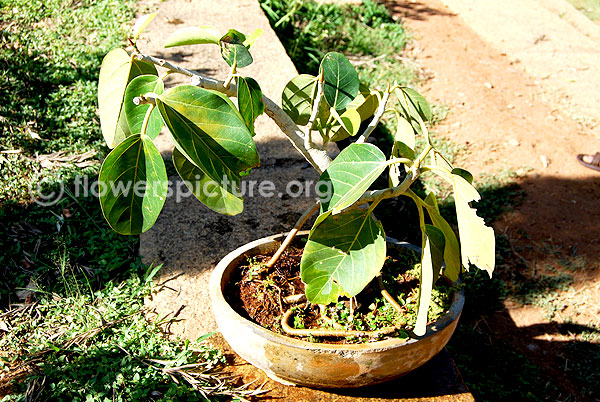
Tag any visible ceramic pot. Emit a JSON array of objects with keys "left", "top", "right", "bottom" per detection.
[{"left": 209, "top": 232, "right": 464, "bottom": 388}]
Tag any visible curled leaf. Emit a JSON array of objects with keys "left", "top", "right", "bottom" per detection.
[
  {"left": 164, "top": 26, "right": 221, "bottom": 48},
  {"left": 132, "top": 13, "right": 156, "bottom": 43}
]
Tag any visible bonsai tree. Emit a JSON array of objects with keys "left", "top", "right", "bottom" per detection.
[{"left": 97, "top": 15, "right": 494, "bottom": 337}]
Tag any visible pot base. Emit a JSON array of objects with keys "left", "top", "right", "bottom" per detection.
[{"left": 210, "top": 233, "right": 464, "bottom": 388}]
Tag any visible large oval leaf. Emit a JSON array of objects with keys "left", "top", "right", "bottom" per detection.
[
  {"left": 301, "top": 209, "right": 386, "bottom": 304},
  {"left": 172, "top": 148, "right": 243, "bottom": 216},
  {"left": 319, "top": 143, "right": 387, "bottom": 217},
  {"left": 164, "top": 26, "right": 221, "bottom": 48},
  {"left": 124, "top": 74, "right": 164, "bottom": 139},
  {"left": 155, "top": 86, "right": 259, "bottom": 194},
  {"left": 237, "top": 76, "right": 264, "bottom": 136},
  {"left": 452, "top": 174, "right": 495, "bottom": 276},
  {"left": 281, "top": 74, "right": 316, "bottom": 126},
  {"left": 320, "top": 52, "right": 359, "bottom": 111},
  {"left": 99, "top": 134, "right": 167, "bottom": 235},
  {"left": 98, "top": 48, "right": 157, "bottom": 148}
]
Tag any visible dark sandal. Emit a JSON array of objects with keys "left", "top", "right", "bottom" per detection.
[{"left": 577, "top": 152, "right": 600, "bottom": 172}]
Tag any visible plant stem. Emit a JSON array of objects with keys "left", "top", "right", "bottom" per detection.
[
  {"left": 134, "top": 52, "right": 332, "bottom": 174},
  {"left": 281, "top": 304, "right": 400, "bottom": 338},
  {"left": 140, "top": 104, "right": 155, "bottom": 136},
  {"left": 378, "top": 275, "right": 404, "bottom": 314},
  {"left": 356, "top": 89, "right": 389, "bottom": 144},
  {"left": 223, "top": 60, "right": 237, "bottom": 89},
  {"left": 266, "top": 201, "right": 320, "bottom": 268},
  {"left": 305, "top": 75, "right": 324, "bottom": 150},
  {"left": 355, "top": 144, "right": 432, "bottom": 206}
]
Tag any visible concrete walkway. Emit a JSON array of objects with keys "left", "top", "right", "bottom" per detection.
[
  {"left": 437, "top": 0, "right": 600, "bottom": 129},
  {"left": 138, "top": 0, "right": 318, "bottom": 338}
]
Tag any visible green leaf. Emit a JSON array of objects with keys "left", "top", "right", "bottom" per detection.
[
  {"left": 329, "top": 107, "right": 361, "bottom": 141},
  {"left": 424, "top": 224, "right": 445, "bottom": 284},
  {"left": 424, "top": 193, "right": 461, "bottom": 282},
  {"left": 220, "top": 29, "right": 246, "bottom": 44},
  {"left": 451, "top": 167, "right": 473, "bottom": 184},
  {"left": 172, "top": 148, "right": 243, "bottom": 216},
  {"left": 301, "top": 209, "right": 386, "bottom": 304},
  {"left": 346, "top": 84, "right": 379, "bottom": 121},
  {"left": 452, "top": 174, "right": 495, "bottom": 276},
  {"left": 414, "top": 233, "right": 434, "bottom": 337},
  {"left": 237, "top": 77, "right": 264, "bottom": 136},
  {"left": 98, "top": 49, "right": 157, "bottom": 148},
  {"left": 220, "top": 43, "right": 253, "bottom": 68},
  {"left": 395, "top": 87, "right": 432, "bottom": 123},
  {"left": 155, "top": 85, "right": 259, "bottom": 196},
  {"left": 99, "top": 134, "right": 168, "bottom": 235},
  {"left": 281, "top": 74, "right": 316, "bottom": 126},
  {"left": 392, "top": 109, "right": 416, "bottom": 153},
  {"left": 132, "top": 13, "right": 156, "bottom": 43},
  {"left": 320, "top": 52, "right": 359, "bottom": 111},
  {"left": 243, "top": 28, "right": 264, "bottom": 48},
  {"left": 319, "top": 143, "right": 387, "bottom": 218},
  {"left": 124, "top": 75, "right": 164, "bottom": 139},
  {"left": 220, "top": 29, "right": 253, "bottom": 68},
  {"left": 164, "top": 26, "right": 221, "bottom": 47}
]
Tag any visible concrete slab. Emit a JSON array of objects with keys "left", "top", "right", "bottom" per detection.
[{"left": 436, "top": 0, "right": 600, "bottom": 127}]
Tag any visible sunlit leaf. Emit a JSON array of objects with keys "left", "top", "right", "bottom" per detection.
[
  {"left": 346, "top": 83, "right": 379, "bottom": 121},
  {"left": 98, "top": 49, "right": 157, "bottom": 148},
  {"left": 320, "top": 52, "right": 359, "bottom": 111},
  {"left": 132, "top": 13, "right": 156, "bottom": 43},
  {"left": 452, "top": 174, "right": 495, "bottom": 276},
  {"left": 237, "top": 76, "right": 264, "bottom": 136},
  {"left": 124, "top": 74, "right": 164, "bottom": 139},
  {"left": 414, "top": 233, "right": 434, "bottom": 337},
  {"left": 155, "top": 85, "right": 259, "bottom": 199},
  {"left": 281, "top": 74, "right": 316, "bottom": 125},
  {"left": 164, "top": 26, "right": 221, "bottom": 48},
  {"left": 172, "top": 148, "right": 243, "bottom": 215},
  {"left": 329, "top": 107, "right": 361, "bottom": 141},
  {"left": 99, "top": 134, "right": 167, "bottom": 235},
  {"left": 301, "top": 209, "right": 386, "bottom": 304},
  {"left": 243, "top": 28, "right": 263, "bottom": 48},
  {"left": 318, "top": 143, "right": 387, "bottom": 222}
]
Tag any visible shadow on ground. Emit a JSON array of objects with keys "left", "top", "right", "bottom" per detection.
[{"left": 381, "top": 0, "right": 454, "bottom": 21}]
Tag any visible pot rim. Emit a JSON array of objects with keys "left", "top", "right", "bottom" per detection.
[{"left": 210, "top": 231, "right": 464, "bottom": 352}]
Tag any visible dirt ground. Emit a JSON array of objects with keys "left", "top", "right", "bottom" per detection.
[{"left": 385, "top": 0, "right": 600, "bottom": 398}]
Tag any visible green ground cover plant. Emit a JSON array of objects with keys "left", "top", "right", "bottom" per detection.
[{"left": 0, "top": 1, "right": 255, "bottom": 400}]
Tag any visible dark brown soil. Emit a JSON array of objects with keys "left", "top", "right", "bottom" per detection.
[{"left": 224, "top": 243, "right": 453, "bottom": 344}]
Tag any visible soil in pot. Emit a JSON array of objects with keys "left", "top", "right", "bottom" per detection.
[{"left": 224, "top": 243, "right": 456, "bottom": 345}]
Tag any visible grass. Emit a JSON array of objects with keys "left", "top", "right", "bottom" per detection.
[
  {"left": 0, "top": 0, "right": 256, "bottom": 399},
  {"left": 566, "top": 0, "right": 600, "bottom": 22},
  {"left": 0, "top": 0, "right": 134, "bottom": 202},
  {"left": 259, "top": 0, "right": 417, "bottom": 90}
]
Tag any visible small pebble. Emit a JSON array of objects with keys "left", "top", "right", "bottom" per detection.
[
  {"left": 509, "top": 139, "right": 520, "bottom": 147},
  {"left": 484, "top": 82, "right": 493, "bottom": 89}
]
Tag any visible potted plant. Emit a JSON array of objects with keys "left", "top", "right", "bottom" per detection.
[{"left": 96, "top": 15, "right": 495, "bottom": 388}]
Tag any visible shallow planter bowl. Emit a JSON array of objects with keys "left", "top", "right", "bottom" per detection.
[{"left": 209, "top": 232, "right": 464, "bottom": 388}]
